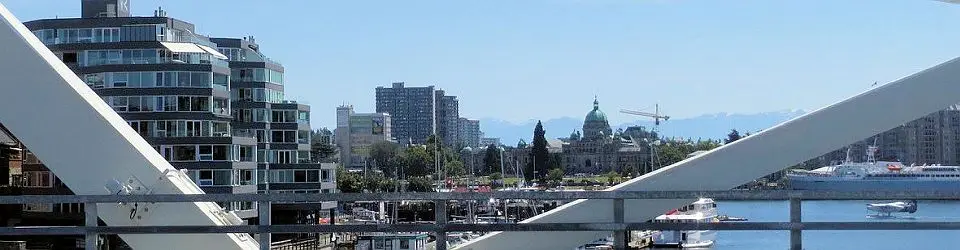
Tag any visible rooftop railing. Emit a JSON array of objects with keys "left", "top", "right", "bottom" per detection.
[{"left": 2, "top": 190, "right": 959, "bottom": 250}]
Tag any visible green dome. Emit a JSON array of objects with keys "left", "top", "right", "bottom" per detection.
[{"left": 585, "top": 99, "right": 608, "bottom": 123}]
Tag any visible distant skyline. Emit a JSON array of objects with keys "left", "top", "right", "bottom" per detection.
[{"left": 5, "top": 0, "right": 960, "bottom": 130}]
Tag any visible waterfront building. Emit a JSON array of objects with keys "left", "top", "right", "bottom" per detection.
[{"left": 17, "top": 0, "right": 336, "bottom": 247}]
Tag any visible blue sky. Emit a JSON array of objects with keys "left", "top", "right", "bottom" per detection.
[{"left": 4, "top": 0, "right": 960, "bottom": 130}]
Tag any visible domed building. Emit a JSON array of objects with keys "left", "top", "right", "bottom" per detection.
[
  {"left": 583, "top": 99, "right": 613, "bottom": 140},
  {"left": 561, "top": 98, "right": 648, "bottom": 175}
]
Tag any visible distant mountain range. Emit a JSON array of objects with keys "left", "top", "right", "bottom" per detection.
[{"left": 479, "top": 110, "right": 807, "bottom": 145}]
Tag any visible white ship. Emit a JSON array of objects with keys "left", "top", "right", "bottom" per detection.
[
  {"left": 787, "top": 145, "right": 960, "bottom": 191},
  {"left": 651, "top": 198, "right": 718, "bottom": 248}
]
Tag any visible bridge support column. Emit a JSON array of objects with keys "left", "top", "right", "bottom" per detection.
[
  {"left": 613, "top": 198, "right": 627, "bottom": 250},
  {"left": 435, "top": 200, "right": 448, "bottom": 250},
  {"left": 85, "top": 202, "right": 98, "bottom": 250},
  {"left": 259, "top": 201, "right": 272, "bottom": 250},
  {"left": 790, "top": 197, "right": 802, "bottom": 250}
]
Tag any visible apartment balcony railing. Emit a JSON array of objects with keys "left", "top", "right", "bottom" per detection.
[{"left": 0, "top": 190, "right": 958, "bottom": 250}]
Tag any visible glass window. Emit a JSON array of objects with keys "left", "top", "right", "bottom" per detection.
[
  {"left": 297, "top": 131, "right": 309, "bottom": 144},
  {"left": 173, "top": 146, "right": 196, "bottom": 161},
  {"left": 213, "top": 73, "right": 228, "bottom": 87},
  {"left": 294, "top": 170, "right": 307, "bottom": 183},
  {"left": 198, "top": 145, "right": 213, "bottom": 161},
  {"left": 213, "top": 122, "right": 230, "bottom": 137},
  {"left": 254, "top": 109, "right": 268, "bottom": 122},
  {"left": 163, "top": 96, "right": 177, "bottom": 111},
  {"left": 254, "top": 69, "right": 266, "bottom": 82},
  {"left": 142, "top": 96, "right": 157, "bottom": 111},
  {"left": 192, "top": 96, "right": 209, "bottom": 112},
  {"left": 177, "top": 72, "right": 190, "bottom": 87},
  {"left": 191, "top": 72, "right": 208, "bottom": 87},
  {"left": 84, "top": 73, "right": 104, "bottom": 88},
  {"left": 141, "top": 72, "right": 156, "bottom": 87},
  {"left": 163, "top": 72, "right": 176, "bottom": 86},
  {"left": 307, "top": 170, "right": 319, "bottom": 183},
  {"left": 107, "top": 50, "right": 121, "bottom": 64},
  {"left": 272, "top": 131, "right": 284, "bottom": 143},
  {"left": 127, "top": 96, "right": 141, "bottom": 112},
  {"left": 128, "top": 72, "right": 141, "bottom": 87},
  {"left": 111, "top": 97, "right": 127, "bottom": 112},
  {"left": 198, "top": 170, "right": 213, "bottom": 186},
  {"left": 112, "top": 72, "right": 128, "bottom": 87},
  {"left": 143, "top": 49, "right": 158, "bottom": 63},
  {"left": 213, "top": 146, "right": 229, "bottom": 161},
  {"left": 110, "top": 28, "right": 120, "bottom": 42},
  {"left": 254, "top": 88, "right": 266, "bottom": 102},
  {"left": 178, "top": 96, "right": 191, "bottom": 111}
]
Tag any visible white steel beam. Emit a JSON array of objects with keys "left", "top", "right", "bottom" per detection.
[
  {"left": 0, "top": 4, "right": 258, "bottom": 250},
  {"left": 456, "top": 55, "right": 960, "bottom": 249}
]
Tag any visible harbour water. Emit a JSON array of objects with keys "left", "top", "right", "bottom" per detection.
[{"left": 691, "top": 200, "right": 960, "bottom": 250}]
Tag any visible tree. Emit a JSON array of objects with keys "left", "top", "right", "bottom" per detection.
[
  {"left": 604, "top": 171, "right": 620, "bottom": 185},
  {"left": 528, "top": 121, "right": 549, "bottom": 181},
  {"left": 402, "top": 146, "right": 433, "bottom": 177},
  {"left": 517, "top": 139, "right": 528, "bottom": 149},
  {"left": 310, "top": 128, "right": 337, "bottom": 161},
  {"left": 363, "top": 173, "right": 386, "bottom": 192},
  {"left": 546, "top": 168, "right": 564, "bottom": 187},
  {"left": 369, "top": 141, "right": 401, "bottom": 177},
  {"left": 725, "top": 129, "right": 742, "bottom": 144},
  {"left": 406, "top": 176, "right": 434, "bottom": 192},
  {"left": 336, "top": 166, "right": 363, "bottom": 193},
  {"left": 311, "top": 142, "right": 336, "bottom": 162},
  {"left": 483, "top": 143, "right": 501, "bottom": 175},
  {"left": 445, "top": 160, "right": 466, "bottom": 178}
]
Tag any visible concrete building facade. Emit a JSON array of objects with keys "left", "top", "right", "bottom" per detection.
[
  {"left": 458, "top": 118, "right": 481, "bottom": 149},
  {"left": 435, "top": 90, "right": 459, "bottom": 148},
  {"left": 335, "top": 105, "right": 393, "bottom": 170},
  {"left": 375, "top": 82, "right": 436, "bottom": 145}
]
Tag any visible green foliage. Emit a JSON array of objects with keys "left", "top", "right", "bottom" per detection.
[
  {"left": 725, "top": 129, "right": 743, "bottom": 144},
  {"left": 653, "top": 138, "right": 723, "bottom": 167},
  {"left": 369, "top": 141, "right": 402, "bottom": 177},
  {"left": 310, "top": 128, "right": 336, "bottom": 161},
  {"left": 529, "top": 121, "right": 549, "bottom": 181},
  {"left": 402, "top": 146, "right": 433, "bottom": 177},
  {"left": 489, "top": 172, "right": 502, "bottom": 180},
  {"left": 604, "top": 171, "right": 620, "bottom": 185},
  {"left": 483, "top": 144, "right": 501, "bottom": 175},
  {"left": 445, "top": 160, "right": 466, "bottom": 178},
  {"left": 406, "top": 176, "right": 434, "bottom": 192},
  {"left": 362, "top": 173, "right": 384, "bottom": 192},
  {"left": 546, "top": 168, "right": 564, "bottom": 187},
  {"left": 336, "top": 166, "right": 363, "bottom": 193}
]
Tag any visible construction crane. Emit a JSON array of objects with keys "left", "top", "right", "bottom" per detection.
[
  {"left": 619, "top": 104, "right": 671, "bottom": 174},
  {"left": 620, "top": 104, "right": 670, "bottom": 126}
]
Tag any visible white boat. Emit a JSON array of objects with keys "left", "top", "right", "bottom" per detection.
[
  {"left": 787, "top": 145, "right": 960, "bottom": 191},
  {"left": 651, "top": 198, "right": 718, "bottom": 248}
]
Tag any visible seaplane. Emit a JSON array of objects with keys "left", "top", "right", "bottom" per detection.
[{"left": 866, "top": 200, "right": 918, "bottom": 218}]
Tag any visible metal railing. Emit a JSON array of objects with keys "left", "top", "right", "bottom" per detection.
[{"left": 1, "top": 190, "right": 959, "bottom": 250}]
